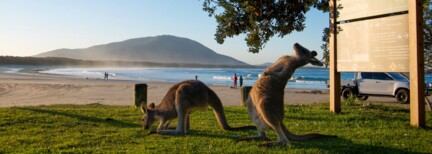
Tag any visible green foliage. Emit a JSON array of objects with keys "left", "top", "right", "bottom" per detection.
[
  {"left": 321, "top": 27, "right": 330, "bottom": 68},
  {"left": 1, "top": 103, "right": 431, "bottom": 153},
  {"left": 424, "top": 1, "right": 432, "bottom": 67},
  {"left": 202, "top": 0, "right": 329, "bottom": 53}
]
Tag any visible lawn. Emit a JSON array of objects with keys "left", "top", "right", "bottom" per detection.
[{"left": 0, "top": 103, "right": 431, "bottom": 153}]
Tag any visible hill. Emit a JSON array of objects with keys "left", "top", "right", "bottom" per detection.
[
  {"left": 256, "top": 62, "right": 273, "bottom": 67},
  {"left": 34, "top": 35, "right": 248, "bottom": 66},
  {"left": 0, "top": 56, "right": 256, "bottom": 68}
]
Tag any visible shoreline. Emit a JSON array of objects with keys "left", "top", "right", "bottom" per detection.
[{"left": 0, "top": 66, "right": 412, "bottom": 108}]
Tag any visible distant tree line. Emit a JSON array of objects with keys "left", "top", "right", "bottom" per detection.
[{"left": 0, "top": 56, "right": 260, "bottom": 69}]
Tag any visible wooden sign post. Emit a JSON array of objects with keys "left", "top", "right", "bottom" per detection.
[
  {"left": 408, "top": 0, "right": 425, "bottom": 127},
  {"left": 329, "top": 0, "right": 340, "bottom": 113}
]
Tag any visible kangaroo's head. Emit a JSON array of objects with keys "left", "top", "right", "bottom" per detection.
[
  {"left": 141, "top": 102, "right": 156, "bottom": 130},
  {"left": 293, "top": 43, "right": 323, "bottom": 67}
]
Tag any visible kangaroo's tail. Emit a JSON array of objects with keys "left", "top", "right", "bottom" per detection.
[
  {"left": 281, "top": 122, "right": 337, "bottom": 141},
  {"left": 207, "top": 88, "right": 256, "bottom": 131}
]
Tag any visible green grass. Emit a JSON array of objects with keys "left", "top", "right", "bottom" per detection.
[{"left": 0, "top": 103, "right": 431, "bottom": 153}]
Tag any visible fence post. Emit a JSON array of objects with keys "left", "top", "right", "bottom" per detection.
[{"left": 134, "top": 83, "right": 147, "bottom": 108}]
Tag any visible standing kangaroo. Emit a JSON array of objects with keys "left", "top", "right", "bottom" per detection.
[
  {"left": 240, "top": 43, "right": 336, "bottom": 146},
  {"left": 140, "top": 80, "right": 255, "bottom": 135}
]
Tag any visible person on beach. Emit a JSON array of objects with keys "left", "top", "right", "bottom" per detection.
[
  {"left": 195, "top": 75, "right": 198, "bottom": 80},
  {"left": 239, "top": 75, "right": 243, "bottom": 87},
  {"left": 104, "top": 72, "right": 109, "bottom": 80},
  {"left": 233, "top": 73, "right": 238, "bottom": 88}
]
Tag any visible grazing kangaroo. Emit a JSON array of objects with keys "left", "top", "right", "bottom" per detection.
[
  {"left": 140, "top": 80, "right": 255, "bottom": 135},
  {"left": 240, "top": 43, "right": 336, "bottom": 146}
]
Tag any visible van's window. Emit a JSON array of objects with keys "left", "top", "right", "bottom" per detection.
[
  {"left": 374, "top": 73, "right": 391, "bottom": 80},
  {"left": 362, "top": 72, "right": 373, "bottom": 79}
]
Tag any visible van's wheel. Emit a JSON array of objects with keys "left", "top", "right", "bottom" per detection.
[
  {"left": 342, "top": 88, "right": 354, "bottom": 100},
  {"left": 356, "top": 96, "right": 368, "bottom": 101},
  {"left": 396, "top": 89, "right": 409, "bottom": 104}
]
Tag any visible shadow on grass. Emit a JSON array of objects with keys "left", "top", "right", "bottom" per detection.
[
  {"left": 293, "top": 137, "right": 415, "bottom": 154},
  {"left": 223, "top": 134, "right": 414, "bottom": 153},
  {"left": 17, "top": 107, "right": 141, "bottom": 128},
  {"left": 285, "top": 106, "right": 411, "bottom": 123},
  {"left": 144, "top": 128, "right": 244, "bottom": 140},
  {"left": 189, "top": 129, "right": 252, "bottom": 140}
]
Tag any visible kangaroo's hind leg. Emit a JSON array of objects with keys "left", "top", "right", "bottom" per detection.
[
  {"left": 258, "top": 122, "right": 289, "bottom": 147},
  {"left": 237, "top": 98, "right": 270, "bottom": 142},
  {"left": 257, "top": 103, "right": 290, "bottom": 147}
]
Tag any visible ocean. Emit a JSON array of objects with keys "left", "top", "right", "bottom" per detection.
[
  {"left": 40, "top": 67, "right": 351, "bottom": 89},
  {"left": 4, "top": 66, "right": 432, "bottom": 90}
]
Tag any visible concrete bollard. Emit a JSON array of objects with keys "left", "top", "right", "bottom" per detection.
[{"left": 134, "top": 83, "right": 147, "bottom": 108}]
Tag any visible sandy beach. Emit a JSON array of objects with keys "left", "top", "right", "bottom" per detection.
[{"left": 0, "top": 70, "right": 414, "bottom": 108}]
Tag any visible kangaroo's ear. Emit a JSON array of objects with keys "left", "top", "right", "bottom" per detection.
[
  {"left": 311, "top": 51, "right": 317, "bottom": 57},
  {"left": 148, "top": 103, "right": 155, "bottom": 109},
  {"left": 310, "top": 57, "right": 324, "bottom": 66}
]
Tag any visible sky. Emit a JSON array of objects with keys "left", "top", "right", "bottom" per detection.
[{"left": 0, "top": 0, "right": 329, "bottom": 65}]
